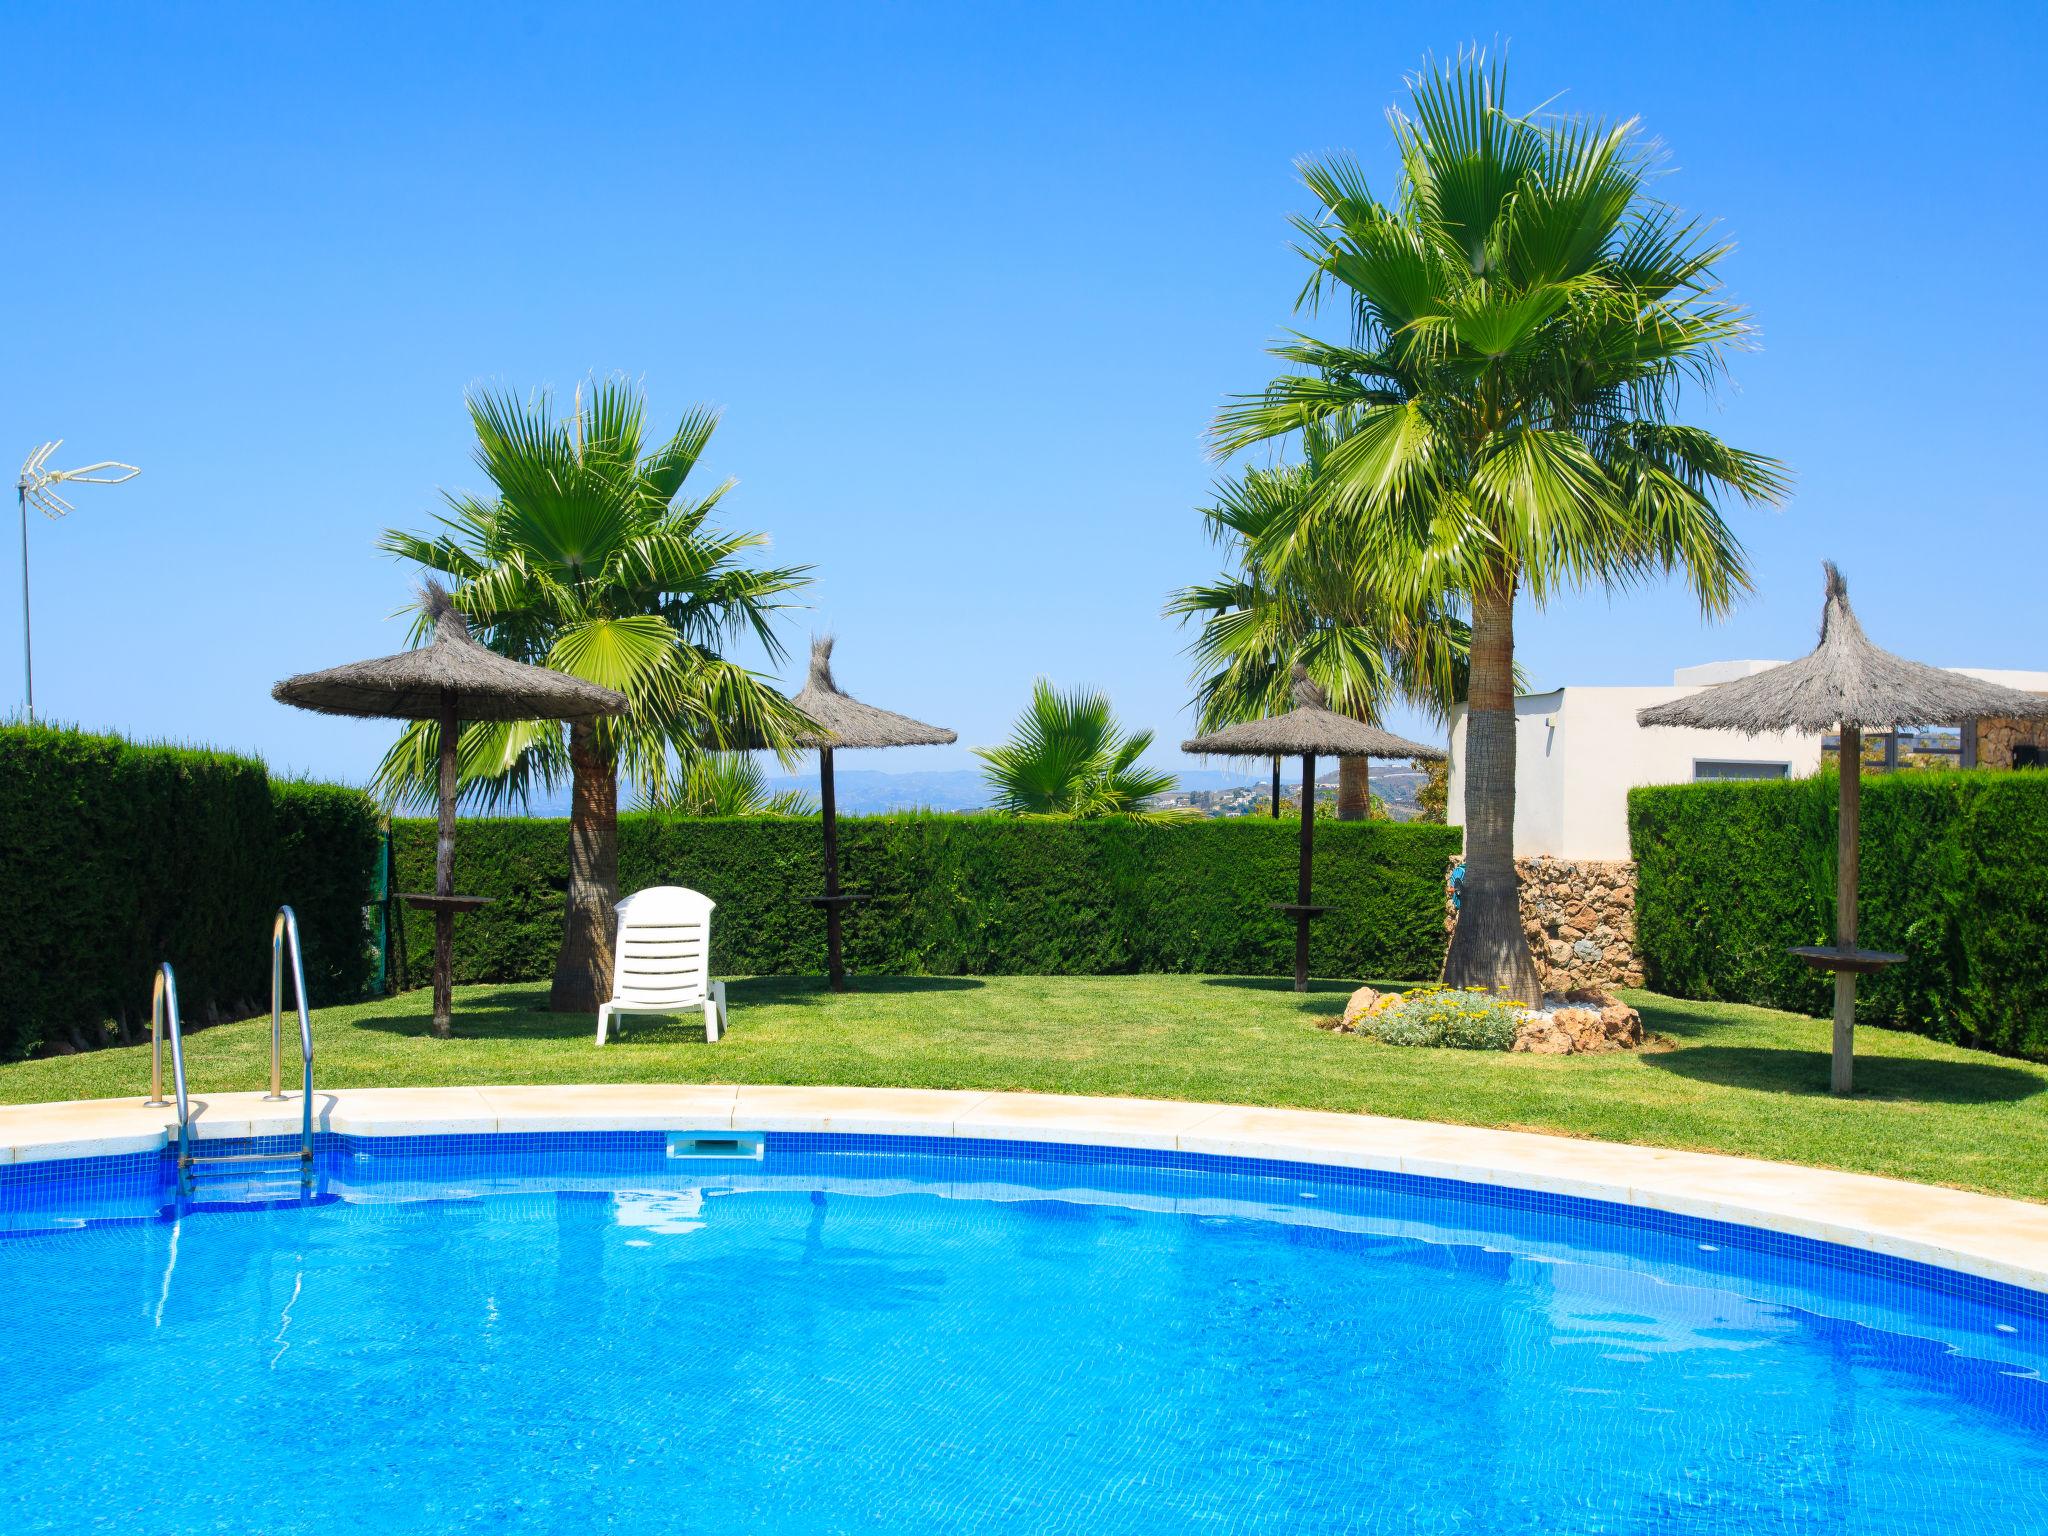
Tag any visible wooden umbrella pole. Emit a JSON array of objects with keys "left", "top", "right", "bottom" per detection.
[
  {"left": 820, "top": 746, "right": 846, "bottom": 992},
  {"left": 1832, "top": 724, "right": 1861, "bottom": 1096},
  {"left": 432, "top": 687, "right": 458, "bottom": 1038},
  {"left": 1270, "top": 755, "right": 1281, "bottom": 818},
  {"left": 1294, "top": 751, "right": 1316, "bottom": 992}
]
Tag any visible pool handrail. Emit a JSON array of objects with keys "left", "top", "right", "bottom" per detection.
[
  {"left": 146, "top": 962, "right": 192, "bottom": 1176},
  {"left": 144, "top": 911, "right": 317, "bottom": 1191},
  {"left": 267, "top": 905, "right": 316, "bottom": 1158}
]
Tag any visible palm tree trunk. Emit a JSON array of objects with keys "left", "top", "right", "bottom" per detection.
[
  {"left": 550, "top": 720, "right": 619, "bottom": 1013},
  {"left": 431, "top": 688, "right": 458, "bottom": 1038},
  {"left": 1337, "top": 755, "right": 1372, "bottom": 820},
  {"left": 1442, "top": 575, "right": 1543, "bottom": 1002}
]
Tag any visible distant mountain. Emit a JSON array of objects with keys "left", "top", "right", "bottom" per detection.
[
  {"left": 763, "top": 766, "right": 1264, "bottom": 815},
  {"left": 491, "top": 765, "right": 1270, "bottom": 818},
  {"left": 764, "top": 768, "right": 988, "bottom": 813},
  {"left": 1152, "top": 760, "right": 1435, "bottom": 820},
  {"left": 1355, "top": 763, "right": 1428, "bottom": 820}
]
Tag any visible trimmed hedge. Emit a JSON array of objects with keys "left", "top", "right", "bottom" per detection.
[
  {"left": 0, "top": 725, "right": 380, "bottom": 1060},
  {"left": 1630, "top": 771, "right": 2048, "bottom": 1056},
  {"left": 391, "top": 814, "right": 1462, "bottom": 985},
  {"left": 273, "top": 779, "right": 385, "bottom": 1005}
]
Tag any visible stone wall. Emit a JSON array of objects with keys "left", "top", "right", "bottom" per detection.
[
  {"left": 1975, "top": 715, "right": 2048, "bottom": 769},
  {"left": 1446, "top": 855, "right": 1642, "bottom": 993}
]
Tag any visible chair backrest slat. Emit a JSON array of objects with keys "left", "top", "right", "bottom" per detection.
[{"left": 610, "top": 886, "right": 715, "bottom": 1007}]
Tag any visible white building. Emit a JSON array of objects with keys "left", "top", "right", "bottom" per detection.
[{"left": 1445, "top": 661, "right": 2048, "bottom": 860}]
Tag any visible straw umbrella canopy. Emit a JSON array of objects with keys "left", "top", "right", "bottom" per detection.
[
  {"left": 1639, "top": 562, "right": 2048, "bottom": 1093},
  {"left": 1184, "top": 666, "right": 1444, "bottom": 992},
  {"left": 273, "top": 582, "right": 626, "bottom": 1036},
  {"left": 787, "top": 636, "right": 956, "bottom": 991}
]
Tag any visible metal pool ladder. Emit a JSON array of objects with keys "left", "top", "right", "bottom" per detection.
[{"left": 147, "top": 906, "right": 316, "bottom": 1196}]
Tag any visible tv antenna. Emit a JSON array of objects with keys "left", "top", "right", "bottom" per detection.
[{"left": 16, "top": 440, "right": 140, "bottom": 720}]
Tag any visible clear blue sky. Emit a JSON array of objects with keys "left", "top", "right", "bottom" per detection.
[{"left": 6, "top": 1, "right": 2043, "bottom": 787}]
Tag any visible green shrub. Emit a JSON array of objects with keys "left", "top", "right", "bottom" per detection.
[
  {"left": 389, "top": 813, "right": 1463, "bottom": 983},
  {"left": 1363, "top": 986, "right": 1520, "bottom": 1050},
  {"left": 271, "top": 779, "right": 380, "bottom": 1005},
  {"left": 0, "top": 725, "right": 379, "bottom": 1060},
  {"left": 1629, "top": 771, "right": 2048, "bottom": 1056}
]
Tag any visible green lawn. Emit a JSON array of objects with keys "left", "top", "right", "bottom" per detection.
[{"left": 5, "top": 974, "right": 2046, "bottom": 1201}]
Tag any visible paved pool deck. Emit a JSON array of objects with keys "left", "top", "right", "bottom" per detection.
[{"left": 3, "top": 1083, "right": 2045, "bottom": 1291}]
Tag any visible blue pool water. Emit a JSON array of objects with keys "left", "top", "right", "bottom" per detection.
[{"left": 4, "top": 1133, "right": 2048, "bottom": 1535}]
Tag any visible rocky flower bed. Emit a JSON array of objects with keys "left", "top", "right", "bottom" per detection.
[{"left": 1335, "top": 985, "right": 1644, "bottom": 1055}]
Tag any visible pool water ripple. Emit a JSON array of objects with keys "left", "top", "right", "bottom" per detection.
[{"left": 1, "top": 1134, "right": 2045, "bottom": 1534}]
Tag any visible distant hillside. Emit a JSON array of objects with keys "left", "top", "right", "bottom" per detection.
[
  {"left": 764, "top": 768, "right": 989, "bottom": 813},
  {"left": 763, "top": 766, "right": 1262, "bottom": 815},
  {"left": 493, "top": 765, "right": 1274, "bottom": 818},
  {"left": 1150, "top": 761, "right": 1433, "bottom": 819},
  {"left": 1360, "top": 763, "right": 1428, "bottom": 820}
]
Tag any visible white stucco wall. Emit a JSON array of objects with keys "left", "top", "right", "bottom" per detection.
[
  {"left": 1952, "top": 668, "right": 2048, "bottom": 692},
  {"left": 1446, "top": 661, "right": 2048, "bottom": 860},
  {"left": 1502, "top": 689, "right": 1565, "bottom": 856},
  {"left": 1556, "top": 687, "right": 1820, "bottom": 858},
  {"left": 1447, "top": 674, "right": 1824, "bottom": 860}
]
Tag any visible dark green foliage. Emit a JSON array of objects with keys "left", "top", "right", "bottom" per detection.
[
  {"left": 0, "top": 725, "right": 379, "bottom": 1060},
  {"left": 272, "top": 779, "right": 382, "bottom": 1006},
  {"left": 1630, "top": 772, "right": 2048, "bottom": 1056},
  {"left": 390, "top": 814, "right": 1462, "bottom": 984},
  {"left": 0, "top": 724, "right": 271, "bottom": 1058}
]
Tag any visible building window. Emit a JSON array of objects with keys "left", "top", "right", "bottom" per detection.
[{"left": 1693, "top": 759, "right": 1791, "bottom": 782}]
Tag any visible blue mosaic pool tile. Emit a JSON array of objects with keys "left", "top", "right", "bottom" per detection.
[{"left": 5, "top": 1125, "right": 2046, "bottom": 1332}]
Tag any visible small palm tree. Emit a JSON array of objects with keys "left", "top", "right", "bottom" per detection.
[
  {"left": 377, "top": 378, "right": 812, "bottom": 1011},
  {"left": 976, "top": 681, "right": 1176, "bottom": 816},
  {"left": 1214, "top": 53, "right": 1787, "bottom": 998},
  {"left": 1167, "top": 423, "right": 1468, "bottom": 820},
  {"left": 635, "top": 753, "right": 815, "bottom": 817}
]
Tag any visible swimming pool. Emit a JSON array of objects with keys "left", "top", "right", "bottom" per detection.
[{"left": 4, "top": 1129, "right": 2047, "bottom": 1534}]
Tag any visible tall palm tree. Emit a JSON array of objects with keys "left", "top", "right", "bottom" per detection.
[
  {"left": 377, "top": 379, "right": 812, "bottom": 1011},
  {"left": 1167, "top": 423, "right": 1469, "bottom": 821},
  {"left": 976, "top": 681, "right": 1177, "bottom": 816},
  {"left": 1214, "top": 53, "right": 1787, "bottom": 999}
]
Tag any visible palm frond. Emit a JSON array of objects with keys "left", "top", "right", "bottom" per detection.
[
  {"left": 371, "top": 716, "right": 569, "bottom": 814},
  {"left": 635, "top": 751, "right": 814, "bottom": 817},
  {"left": 379, "top": 379, "right": 815, "bottom": 797},
  {"left": 976, "top": 680, "right": 1177, "bottom": 817},
  {"left": 1209, "top": 49, "right": 1781, "bottom": 619},
  {"left": 1170, "top": 443, "right": 1472, "bottom": 735},
  {"left": 641, "top": 406, "right": 724, "bottom": 506}
]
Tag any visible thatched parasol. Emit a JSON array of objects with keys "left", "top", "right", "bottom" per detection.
[
  {"left": 1184, "top": 667, "right": 1445, "bottom": 991},
  {"left": 787, "top": 636, "right": 956, "bottom": 991},
  {"left": 1640, "top": 562, "right": 2048, "bottom": 1093},
  {"left": 274, "top": 582, "right": 626, "bottom": 1036}
]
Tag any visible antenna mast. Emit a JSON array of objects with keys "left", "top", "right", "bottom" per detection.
[{"left": 15, "top": 440, "right": 140, "bottom": 720}]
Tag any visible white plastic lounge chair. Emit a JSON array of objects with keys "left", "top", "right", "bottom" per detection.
[{"left": 595, "top": 885, "right": 728, "bottom": 1045}]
